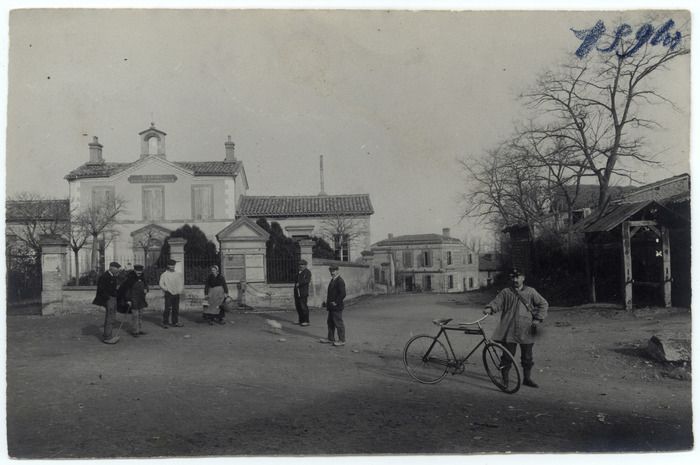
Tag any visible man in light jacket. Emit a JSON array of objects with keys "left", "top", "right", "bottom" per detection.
[
  {"left": 483, "top": 268, "right": 548, "bottom": 388},
  {"left": 160, "top": 258, "right": 185, "bottom": 328}
]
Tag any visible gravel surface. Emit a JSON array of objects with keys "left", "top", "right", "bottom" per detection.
[{"left": 5, "top": 291, "right": 693, "bottom": 458}]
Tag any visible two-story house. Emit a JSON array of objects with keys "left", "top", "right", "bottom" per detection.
[
  {"left": 370, "top": 228, "right": 479, "bottom": 293},
  {"left": 64, "top": 123, "right": 248, "bottom": 269}
]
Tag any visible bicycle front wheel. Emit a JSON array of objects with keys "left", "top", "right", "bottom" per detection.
[
  {"left": 482, "top": 342, "right": 521, "bottom": 394},
  {"left": 403, "top": 335, "right": 450, "bottom": 384}
]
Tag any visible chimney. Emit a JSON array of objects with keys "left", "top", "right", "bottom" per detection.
[
  {"left": 388, "top": 233, "right": 393, "bottom": 240},
  {"left": 319, "top": 155, "right": 326, "bottom": 195},
  {"left": 88, "top": 136, "right": 104, "bottom": 165},
  {"left": 225, "top": 135, "right": 236, "bottom": 162},
  {"left": 442, "top": 228, "right": 450, "bottom": 237}
]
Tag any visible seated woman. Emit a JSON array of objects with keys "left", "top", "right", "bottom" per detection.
[{"left": 203, "top": 265, "right": 229, "bottom": 325}]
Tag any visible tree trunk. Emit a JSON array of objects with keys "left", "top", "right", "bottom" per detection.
[{"left": 73, "top": 249, "right": 80, "bottom": 281}]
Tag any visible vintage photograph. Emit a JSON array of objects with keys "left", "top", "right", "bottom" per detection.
[{"left": 2, "top": 4, "right": 694, "bottom": 460}]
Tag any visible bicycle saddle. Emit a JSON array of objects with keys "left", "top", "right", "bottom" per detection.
[{"left": 432, "top": 318, "right": 453, "bottom": 326}]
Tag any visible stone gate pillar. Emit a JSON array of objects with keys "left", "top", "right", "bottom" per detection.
[
  {"left": 299, "top": 240, "right": 314, "bottom": 266},
  {"left": 40, "top": 235, "right": 69, "bottom": 315},
  {"left": 168, "top": 238, "right": 187, "bottom": 274}
]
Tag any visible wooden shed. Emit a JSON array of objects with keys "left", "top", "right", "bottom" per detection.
[{"left": 578, "top": 200, "right": 690, "bottom": 309}]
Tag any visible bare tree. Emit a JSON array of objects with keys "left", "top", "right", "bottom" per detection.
[
  {"left": 319, "top": 215, "right": 365, "bottom": 262},
  {"left": 75, "top": 196, "right": 128, "bottom": 272},
  {"left": 6, "top": 192, "right": 70, "bottom": 256},
  {"left": 522, "top": 18, "right": 689, "bottom": 212},
  {"left": 67, "top": 213, "right": 91, "bottom": 281},
  {"left": 460, "top": 142, "right": 550, "bottom": 239}
]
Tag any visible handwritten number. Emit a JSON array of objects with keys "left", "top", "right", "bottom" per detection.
[
  {"left": 571, "top": 20, "right": 606, "bottom": 59},
  {"left": 618, "top": 23, "right": 654, "bottom": 58},
  {"left": 597, "top": 23, "right": 631, "bottom": 53},
  {"left": 572, "top": 19, "right": 682, "bottom": 58}
]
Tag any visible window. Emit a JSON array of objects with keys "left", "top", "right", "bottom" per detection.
[
  {"left": 403, "top": 250, "right": 413, "bottom": 268},
  {"left": 380, "top": 270, "right": 386, "bottom": 284},
  {"left": 148, "top": 136, "right": 159, "bottom": 155},
  {"left": 468, "top": 277, "right": 474, "bottom": 289},
  {"left": 448, "top": 275, "right": 454, "bottom": 289},
  {"left": 374, "top": 268, "right": 380, "bottom": 282},
  {"left": 192, "top": 185, "right": 213, "bottom": 220},
  {"left": 468, "top": 253, "right": 473, "bottom": 264},
  {"left": 92, "top": 186, "right": 114, "bottom": 207},
  {"left": 334, "top": 234, "right": 349, "bottom": 261},
  {"left": 446, "top": 251, "right": 452, "bottom": 265},
  {"left": 421, "top": 250, "right": 433, "bottom": 267},
  {"left": 142, "top": 186, "right": 164, "bottom": 221},
  {"left": 423, "top": 275, "right": 432, "bottom": 291}
]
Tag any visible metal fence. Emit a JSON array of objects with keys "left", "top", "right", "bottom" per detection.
[
  {"left": 266, "top": 255, "right": 299, "bottom": 283},
  {"left": 66, "top": 255, "right": 221, "bottom": 286},
  {"left": 5, "top": 252, "right": 42, "bottom": 303}
]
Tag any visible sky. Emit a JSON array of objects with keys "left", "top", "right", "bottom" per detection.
[{"left": 3, "top": 6, "right": 691, "bottom": 248}]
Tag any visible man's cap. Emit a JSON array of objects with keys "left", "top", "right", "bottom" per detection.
[
  {"left": 508, "top": 267, "right": 524, "bottom": 277},
  {"left": 109, "top": 261, "right": 121, "bottom": 269},
  {"left": 167, "top": 259, "right": 177, "bottom": 266},
  {"left": 299, "top": 259, "right": 308, "bottom": 265},
  {"left": 133, "top": 265, "right": 144, "bottom": 271},
  {"left": 328, "top": 264, "right": 339, "bottom": 271}
]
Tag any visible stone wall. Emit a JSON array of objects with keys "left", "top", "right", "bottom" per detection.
[
  {"left": 59, "top": 285, "right": 210, "bottom": 315},
  {"left": 307, "top": 259, "right": 374, "bottom": 308}
]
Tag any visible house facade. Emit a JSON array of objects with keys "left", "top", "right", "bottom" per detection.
[
  {"left": 64, "top": 124, "right": 248, "bottom": 268},
  {"left": 237, "top": 194, "right": 374, "bottom": 262},
  {"left": 370, "top": 228, "right": 479, "bottom": 293}
]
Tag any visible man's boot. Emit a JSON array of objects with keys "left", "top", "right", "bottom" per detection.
[
  {"left": 500, "top": 365, "right": 511, "bottom": 388},
  {"left": 523, "top": 367, "right": 539, "bottom": 388}
]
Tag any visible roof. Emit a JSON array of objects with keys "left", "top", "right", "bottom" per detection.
[
  {"left": 6, "top": 199, "right": 70, "bottom": 222},
  {"left": 238, "top": 194, "right": 374, "bottom": 218},
  {"left": 552, "top": 184, "right": 633, "bottom": 211},
  {"left": 64, "top": 160, "right": 243, "bottom": 180},
  {"left": 576, "top": 200, "right": 689, "bottom": 233},
  {"left": 372, "top": 234, "right": 464, "bottom": 247}
]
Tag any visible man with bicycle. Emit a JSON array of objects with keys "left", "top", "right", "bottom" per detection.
[{"left": 483, "top": 268, "right": 548, "bottom": 388}]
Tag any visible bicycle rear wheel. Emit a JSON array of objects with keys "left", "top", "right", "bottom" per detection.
[
  {"left": 482, "top": 342, "right": 521, "bottom": 394},
  {"left": 403, "top": 335, "right": 450, "bottom": 384}
]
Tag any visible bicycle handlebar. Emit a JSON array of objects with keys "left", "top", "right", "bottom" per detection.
[{"left": 433, "top": 314, "right": 489, "bottom": 327}]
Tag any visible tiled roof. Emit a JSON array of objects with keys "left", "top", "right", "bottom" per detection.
[
  {"left": 373, "top": 234, "right": 463, "bottom": 247},
  {"left": 64, "top": 162, "right": 132, "bottom": 180},
  {"left": 238, "top": 194, "right": 374, "bottom": 217},
  {"left": 64, "top": 160, "right": 242, "bottom": 180},
  {"left": 6, "top": 199, "right": 70, "bottom": 222}
]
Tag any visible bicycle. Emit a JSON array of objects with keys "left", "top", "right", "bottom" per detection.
[{"left": 403, "top": 314, "right": 522, "bottom": 393}]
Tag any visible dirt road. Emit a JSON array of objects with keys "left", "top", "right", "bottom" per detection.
[{"left": 5, "top": 291, "right": 692, "bottom": 457}]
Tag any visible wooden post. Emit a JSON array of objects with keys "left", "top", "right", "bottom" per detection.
[
  {"left": 662, "top": 226, "right": 672, "bottom": 307},
  {"left": 622, "top": 221, "right": 633, "bottom": 310},
  {"left": 584, "top": 236, "right": 596, "bottom": 303}
]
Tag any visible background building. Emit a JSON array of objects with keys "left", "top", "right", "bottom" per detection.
[{"left": 370, "top": 228, "right": 479, "bottom": 293}]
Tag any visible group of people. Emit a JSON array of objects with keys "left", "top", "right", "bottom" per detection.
[
  {"left": 94, "top": 255, "right": 545, "bottom": 388},
  {"left": 93, "top": 259, "right": 232, "bottom": 344},
  {"left": 293, "top": 260, "right": 347, "bottom": 346}
]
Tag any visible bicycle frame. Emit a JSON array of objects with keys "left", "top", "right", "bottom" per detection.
[{"left": 426, "top": 323, "right": 490, "bottom": 371}]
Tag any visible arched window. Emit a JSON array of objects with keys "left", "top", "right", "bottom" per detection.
[{"left": 148, "top": 136, "right": 159, "bottom": 155}]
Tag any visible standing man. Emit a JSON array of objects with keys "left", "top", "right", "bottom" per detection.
[
  {"left": 483, "top": 268, "right": 548, "bottom": 388},
  {"left": 160, "top": 258, "right": 185, "bottom": 328},
  {"left": 319, "top": 265, "right": 346, "bottom": 347},
  {"left": 92, "top": 261, "right": 122, "bottom": 344},
  {"left": 294, "top": 259, "right": 312, "bottom": 326}
]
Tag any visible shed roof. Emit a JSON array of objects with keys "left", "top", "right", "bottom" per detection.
[
  {"left": 6, "top": 199, "right": 70, "bottom": 222},
  {"left": 238, "top": 194, "right": 374, "bottom": 217},
  {"left": 576, "top": 200, "right": 688, "bottom": 233}
]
